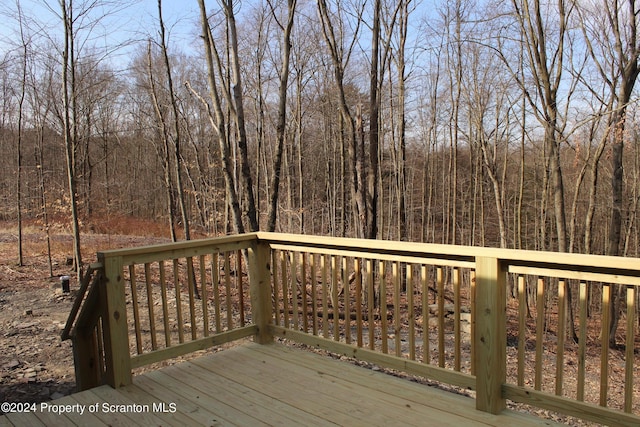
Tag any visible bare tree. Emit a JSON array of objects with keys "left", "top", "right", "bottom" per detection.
[
  {"left": 492, "top": 0, "right": 573, "bottom": 254},
  {"left": 59, "top": 0, "right": 83, "bottom": 277},
  {"left": 265, "top": 0, "right": 297, "bottom": 232},
  {"left": 576, "top": 0, "right": 640, "bottom": 346},
  {"left": 317, "top": 0, "right": 368, "bottom": 238},
  {"left": 390, "top": 0, "right": 415, "bottom": 243},
  {"left": 147, "top": 40, "right": 178, "bottom": 241},
  {"left": 14, "top": 0, "right": 30, "bottom": 266},
  {"left": 195, "top": 0, "right": 246, "bottom": 234},
  {"left": 156, "top": 0, "right": 191, "bottom": 242}
]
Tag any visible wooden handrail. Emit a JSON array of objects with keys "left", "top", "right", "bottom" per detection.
[
  {"left": 66, "top": 232, "right": 640, "bottom": 424},
  {"left": 61, "top": 262, "right": 103, "bottom": 341},
  {"left": 256, "top": 232, "right": 640, "bottom": 280}
]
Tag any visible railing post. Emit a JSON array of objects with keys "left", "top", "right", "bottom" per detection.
[
  {"left": 248, "top": 240, "right": 273, "bottom": 344},
  {"left": 99, "top": 254, "right": 132, "bottom": 388},
  {"left": 71, "top": 303, "right": 102, "bottom": 391},
  {"left": 474, "top": 256, "right": 506, "bottom": 414}
]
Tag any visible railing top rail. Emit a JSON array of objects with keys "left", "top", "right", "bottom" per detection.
[
  {"left": 256, "top": 232, "right": 475, "bottom": 262},
  {"left": 256, "top": 232, "right": 640, "bottom": 278},
  {"left": 95, "top": 231, "right": 640, "bottom": 279},
  {"left": 61, "top": 262, "right": 103, "bottom": 341},
  {"left": 97, "top": 233, "right": 259, "bottom": 265}
]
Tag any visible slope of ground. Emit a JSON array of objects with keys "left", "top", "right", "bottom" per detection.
[{"left": 0, "top": 224, "right": 172, "bottom": 408}]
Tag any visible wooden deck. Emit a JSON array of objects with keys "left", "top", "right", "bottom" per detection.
[{"left": 1, "top": 342, "right": 559, "bottom": 426}]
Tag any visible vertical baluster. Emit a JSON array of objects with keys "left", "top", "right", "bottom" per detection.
[
  {"left": 332, "top": 255, "right": 340, "bottom": 341},
  {"left": 186, "top": 257, "right": 197, "bottom": 340},
  {"left": 556, "top": 279, "right": 566, "bottom": 396},
  {"left": 289, "top": 251, "right": 300, "bottom": 330},
  {"left": 470, "top": 270, "right": 476, "bottom": 375},
  {"left": 159, "top": 261, "right": 170, "bottom": 347},
  {"left": 624, "top": 285, "right": 635, "bottom": 413},
  {"left": 422, "top": 265, "right": 429, "bottom": 364},
  {"left": 407, "top": 264, "right": 415, "bottom": 360},
  {"left": 236, "top": 250, "right": 245, "bottom": 327},
  {"left": 173, "top": 259, "right": 184, "bottom": 343},
  {"left": 96, "top": 320, "right": 105, "bottom": 375},
  {"left": 144, "top": 263, "right": 157, "bottom": 351},
  {"left": 224, "top": 252, "right": 233, "bottom": 330},
  {"left": 282, "top": 250, "right": 289, "bottom": 329},
  {"left": 437, "top": 266, "right": 445, "bottom": 368},
  {"left": 367, "top": 259, "right": 375, "bottom": 350},
  {"left": 601, "top": 284, "right": 611, "bottom": 407},
  {"left": 577, "top": 281, "right": 588, "bottom": 401},
  {"left": 517, "top": 275, "right": 526, "bottom": 386},
  {"left": 211, "top": 253, "right": 221, "bottom": 333},
  {"left": 310, "top": 253, "right": 318, "bottom": 335},
  {"left": 355, "top": 258, "right": 363, "bottom": 348},
  {"left": 343, "top": 257, "right": 351, "bottom": 344},
  {"left": 393, "top": 261, "right": 401, "bottom": 357},
  {"left": 129, "top": 264, "right": 142, "bottom": 354},
  {"left": 302, "top": 252, "right": 308, "bottom": 333},
  {"left": 291, "top": 251, "right": 299, "bottom": 331},
  {"left": 271, "top": 249, "right": 280, "bottom": 327},
  {"left": 200, "top": 255, "right": 209, "bottom": 337},
  {"left": 453, "top": 267, "right": 460, "bottom": 371},
  {"left": 381, "top": 261, "right": 388, "bottom": 354},
  {"left": 535, "top": 277, "right": 544, "bottom": 390},
  {"left": 322, "top": 254, "right": 329, "bottom": 339}
]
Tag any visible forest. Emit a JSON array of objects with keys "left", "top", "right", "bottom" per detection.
[{"left": 2, "top": 0, "right": 640, "bottom": 269}]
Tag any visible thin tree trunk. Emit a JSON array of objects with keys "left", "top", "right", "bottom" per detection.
[
  {"left": 16, "top": 14, "right": 27, "bottom": 266},
  {"left": 266, "top": 0, "right": 296, "bottom": 232},
  {"left": 224, "top": 0, "right": 259, "bottom": 231},
  {"left": 60, "top": 0, "right": 82, "bottom": 278},
  {"left": 195, "top": 0, "right": 245, "bottom": 234},
  {"left": 157, "top": 0, "right": 191, "bottom": 243},
  {"left": 147, "top": 40, "right": 177, "bottom": 242},
  {"left": 366, "top": 0, "right": 381, "bottom": 240},
  {"left": 317, "top": 0, "right": 362, "bottom": 238},
  {"left": 396, "top": 0, "right": 409, "bottom": 243},
  {"left": 36, "top": 127, "right": 54, "bottom": 277}
]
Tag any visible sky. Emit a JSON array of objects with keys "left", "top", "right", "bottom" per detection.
[
  {"left": 0, "top": 0, "right": 203, "bottom": 68},
  {"left": 0, "top": 0, "right": 438, "bottom": 81}
]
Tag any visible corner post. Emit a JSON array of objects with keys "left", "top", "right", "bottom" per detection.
[
  {"left": 474, "top": 256, "right": 506, "bottom": 414},
  {"left": 100, "top": 254, "right": 132, "bottom": 387},
  {"left": 248, "top": 240, "right": 273, "bottom": 344}
]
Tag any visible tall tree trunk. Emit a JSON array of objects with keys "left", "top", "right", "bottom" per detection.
[
  {"left": 196, "top": 0, "right": 245, "bottom": 234},
  {"left": 266, "top": 0, "right": 297, "bottom": 232},
  {"left": 16, "top": 9, "right": 27, "bottom": 266},
  {"left": 584, "top": 136, "right": 606, "bottom": 254},
  {"left": 147, "top": 40, "right": 177, "bottom": 242},
  {"left": 317, "top": 0, "right": 363, "bottom": 238},
  {"left": 36, "top": 125, "right": 54, "bottom": 277},
  {"left": 603, "top": 0, "right": 639, "bottom": 346},
  {"left": 224, "top": 0, "right": 259, "bottom": 231},
  {"left": 366, "top": 0, "right": 381, "bottom": 240},
  {"left": 60, "top": 0, "right": 82, "bottom": 278},
  {"left": 157, "top": 0, "right": 199, "bottom": 298},
  {"left": 396, "top": 0, "right": 409, "bottom": 243},
  {"left": 157, "top": 0, "right": 191, "bottom": 242}
]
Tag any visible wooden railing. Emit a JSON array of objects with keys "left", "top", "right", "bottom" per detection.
[
  {"left": 61, "top": 263, "right": 107, "bottom": 391},
  {"left": 64, "top": 232, "right": 640, "bottom": 426}
]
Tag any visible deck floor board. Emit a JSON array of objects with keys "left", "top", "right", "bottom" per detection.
[{"left": 1, "top": 342, "right": 561, "bottom": 426}]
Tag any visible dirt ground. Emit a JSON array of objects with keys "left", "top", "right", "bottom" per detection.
[{"left": 0, "top": 226, "right": 170, "bottom": 410}]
